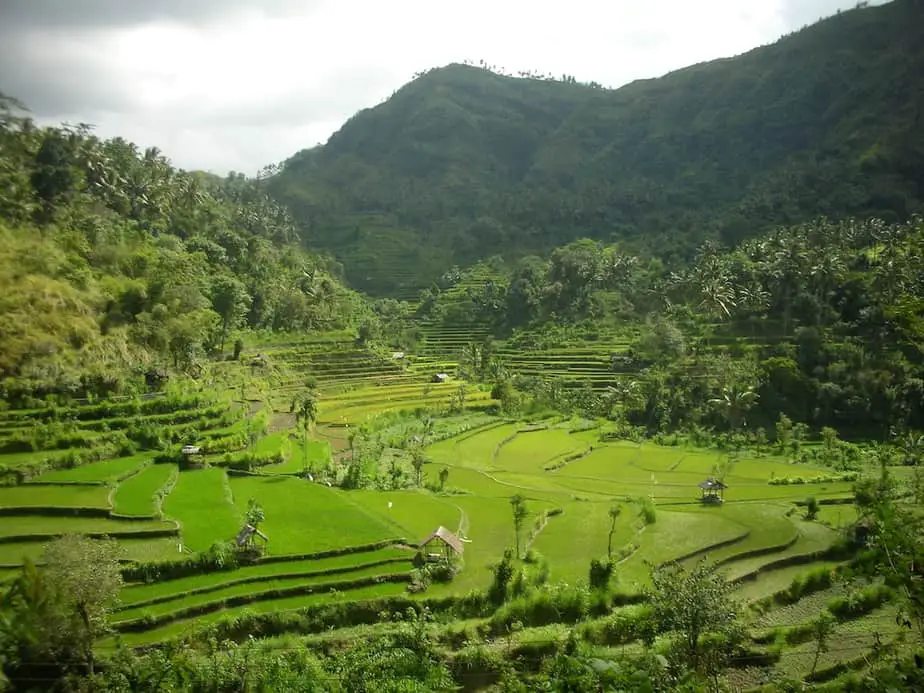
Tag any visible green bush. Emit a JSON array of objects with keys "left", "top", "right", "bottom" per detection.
[
  {"left": 589, "top": 558, "right": 614, "bottom": 590},
  {"left": 826, "top": 584, "right": 892, "bottom": 620},
  {"left": 582, "top": 604, "right": 656, "bottom": 646},
  {"left": 122, "top": 541, "right": 239, "bottom": 583},
  {"left": 751, "top": 564, "right": 839, "bottom": 615},
  {"left": 805, "top": 496, "right": 821, "bottom": 520},
  {"left": 489, "top": 584, "right": 594, "bottom": 634},
  {"left": 638, "top": 497, "right": 657, "bottom": 525},
  {"left": 768, "top": 471, "right": 860, "bottom": 486}
]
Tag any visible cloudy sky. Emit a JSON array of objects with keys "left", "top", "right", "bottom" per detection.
[{"left": 0, "top": 0, "right": 887, "bottom": 175}]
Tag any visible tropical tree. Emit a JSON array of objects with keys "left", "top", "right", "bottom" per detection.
[
  {"left": 211, "top": 275, "right": 251, "bottom": 351},
  {"left": 897, "top": 431, "right": 924, "bottom": 466},
  {"left": 809, "top": 613, "right": 834, "bottom": 675},
  {"left": 411, "top": 447, "right": 426, "bottom": 487},
  {"left": 347, "top": 428, "right": 357, "bottom": 462},
  {"left": 421, "top": 416, "right": 435, "bottom": 446},
  {"left": 438, "top": 467, "right": 449, "bottom": 492},
  {"left": 607, "top": 505, "right": 622, "bottom": 560},
  {"left": 4, "top": 536, "right": 123, "bottom": 679},
  {"left": 291, "top": 391, "right": 319, "bottom": 474},
  {"left": 708, "top": 385, "right": 759, "bottom": 432},
  {"left": 648, "top": 559, "right": 739, "bottom": 678},
  {"left": 854, "top": 466, "right": 924, "bottom": 641},
  {"left": 246, "top": 498, "right": 265, "bottom": 529},
  {"left": 510, "top": 494, "right": 528, "bottom": 557}
]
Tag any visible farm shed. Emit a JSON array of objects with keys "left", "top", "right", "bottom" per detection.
[
  {"left": 420, "top": 526, "right": 463, "bottom": 560},
  {"left": 432, "top": 373, "right": 449, "bottom": 383}
]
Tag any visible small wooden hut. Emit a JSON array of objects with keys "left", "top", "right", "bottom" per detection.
[
  {"left": 180, "top": 444, "right": 204, "bottom": 469},
  {"left": 698, "top": 478, "right": 727, "bottom": 504},
  {"left": 420, "top": 526, "right": 463, "bottom": 562}
]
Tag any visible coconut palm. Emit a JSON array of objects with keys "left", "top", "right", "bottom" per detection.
[
  {"left": 708, "top": 385, "right": 759, "bottom": 432},
  {"left": 291, "top": 391, "right": 319, "bottom": 474}
]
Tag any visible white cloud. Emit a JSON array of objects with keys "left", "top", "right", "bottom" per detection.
[{"left": 0, "top": 0, "right": 889, "bottom": 174}]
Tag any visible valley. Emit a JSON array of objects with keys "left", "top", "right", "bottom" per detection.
[{"left": 1, "top": 1, "right": 923, "bottom": 690}]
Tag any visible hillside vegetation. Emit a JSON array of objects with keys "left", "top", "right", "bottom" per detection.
[
  {"left": 270, "top": 0, "right": 924, "bottom": 295},
  {"left": 0, "top": 94, "right": 365, "bottom": 403}
]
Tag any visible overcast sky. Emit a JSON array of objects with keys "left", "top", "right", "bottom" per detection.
[{"left": 0, "top": 0, "right": 887, "bottom": 175}]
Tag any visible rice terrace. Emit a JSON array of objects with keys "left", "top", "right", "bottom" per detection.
[
  {"left": 0, "top": 318, "right": 916, "bottom": 690},
  {"left": 2, "top": 1, "right": 924, "bottom": 690}
]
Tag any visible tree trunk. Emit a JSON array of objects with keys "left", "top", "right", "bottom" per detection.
[
  {"left": 220, "top": 315, "right": 229, "bottom": 351},
  {"left": 78, "top": 603, "right": 94, "bottom": 676},
  {"left": 811, "top": 645, "right": 821, "bottom": 675}
]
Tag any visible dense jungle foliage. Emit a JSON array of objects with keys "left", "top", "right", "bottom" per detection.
[
  {"left": 416, "top": 216, "right": 924, "bottom": 441},
  {"left": 269, "top": 0, "right": 924, "bottom": 295},
  {"left": 0, "top": 94, "right": 365, "bottom": 404}
]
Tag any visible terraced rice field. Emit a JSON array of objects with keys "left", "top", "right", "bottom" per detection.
[
  {"left": 113, "top": 463, "right": 177, "bottom": 516},
  {"left": 0, "top": 330, "right": 887, "bottom": 680}
]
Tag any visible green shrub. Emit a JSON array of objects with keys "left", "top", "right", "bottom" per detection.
[
  {"left": 489, "top": 549, "right": 516, "bottom": 605},
  {"left": 589, "top": 558, "right": 614, "bottom": 590},
  {"left": 449, "top": 645, "right": 511, "bottom": 689},
  {"left": 805, "top": 496, "right": 820, "bottom": 520},
  {"left": 826, "top": 584, "right": 892, "bottom": 620},
  {"left": 751, "top": 564, "right": 840, "bottom": 615},
  {"left": 407, "top": 567, "right": 432, "bottom": 594},
  {"left": 428, "top": 563, "right": 455, "bottom": 583},
  {"left": 489, "top": 584, "right": 593, "bottom": 634},
  {"left": 122, "top": 540, "right": 239, "bottom": 583},
  {"left": 638, "top": 497, "right": 657, "bottom": 525},
  {"left": 769, "top": 471, "right": 860, "bottom": 486},
  {"left": 582, "top": 604, "right": 656, "bottom": 646}
]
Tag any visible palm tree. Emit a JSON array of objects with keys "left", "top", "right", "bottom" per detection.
[
  {"left": 461, "top": 342, "right": 482, "bottom": 377},
  {"left": 709, "top": 386, "right": 759, "bottom": 432},
  {"left": 898, "top": 432, "right": 924, "bottom": 466},
  {"left": 768, "top": 239, "right": 809, "bottom": 336},
  {"left": 411, "top": 447, "right": 426, "bottom": 487},
  {"left": 291, "top": 391, "right": 318, "bottom": 474},
  {"left": 421, "top": 416, "right": 435, "bottom": 447},
  {"left": 607, "top": 505, "right": 622, "bottom": 559},
  {"left": 347, "top": 428, "right": 357, "bottom": 462}
]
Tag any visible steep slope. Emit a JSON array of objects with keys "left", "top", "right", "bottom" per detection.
[
  {"left": 270, "top": 0, "right": 924, "bottom": 296},
  {"left": 0, "top": 98, "right": 366, "bottom": 402}
]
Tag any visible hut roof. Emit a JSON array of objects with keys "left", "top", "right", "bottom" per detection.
[
  {"left": 698, "top": 478, "right": 728, "bottom": 490},
  {"left": 421, "top": 526, "right": 463, "bottom": 554}
]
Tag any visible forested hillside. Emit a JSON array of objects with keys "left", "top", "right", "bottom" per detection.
[
  {"left": 0, "top": 94, "right": 364, "bottom": 404},
  {"left": 269, "top": 0, "right": 924, "bottom": 296},
  {"left": 414, "top": 216, "right": 924, "bottom": 441}
]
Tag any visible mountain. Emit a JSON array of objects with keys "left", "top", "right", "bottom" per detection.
[{"left": 268, "top": 0, "right": 924, "bottom": 297}]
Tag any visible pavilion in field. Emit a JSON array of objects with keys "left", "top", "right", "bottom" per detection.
[
  {"left": 698, "top": 478, "right": 727, "bottom": 504},
  {"left": 420, "top": 526, "right": 464, "bottom": 561}
]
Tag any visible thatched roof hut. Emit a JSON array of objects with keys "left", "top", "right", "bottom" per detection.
[{"left": 421, "top": 526, "right": 464, "bottom": 556}]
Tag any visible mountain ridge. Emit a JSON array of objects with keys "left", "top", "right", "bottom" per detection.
[{"left": 269, "top": 0, "right": 924, "bottom": 296}]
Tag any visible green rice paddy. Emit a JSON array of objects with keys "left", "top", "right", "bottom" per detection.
[
  {"left": 113, "top": 463, "right": 177, "bottom": 516},
  {"left": 0, "top": 330, "right": 885, "bottom": 680},
  {"left": 31, "top": 453, "right": 153, "bottom": 483}
]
